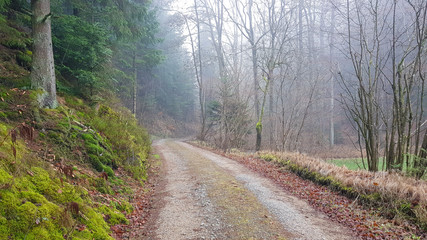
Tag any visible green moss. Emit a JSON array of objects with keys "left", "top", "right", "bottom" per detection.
[
  {"left": 82, "top": 132, "right": 116, "bottom": 172},
  {"left": 20, "top": 191, "right": 48, "bottom": 205},
  {"left": 57, "top": 120, "right": 71, "bottom": 132},
  {"left": 14, "top": 176, "right": 36, "bottom": 191},
  {"left": 259, "top": 153, "right": 278, "bottom": 162},
  {"left": 86, "top": 143, "right": 104, "bottom": 155},
  {"left": 81, "top": 133, "right": 97, "bottom": 144},
  {"left": 88, "top": 154, "right": 103, "bottom": 172},
  {"left": 0, "top": 87, "right": 150, "bottom": 239},
  {"left": 256, "top": 121, "right": 262, "bottom": 132},
  {"left": 0, "top": 163, "right": 116, "bottom": 239},
  {"left": 97, "top": 205, "right": 129, "bottom": 225},
  {"left": 0, "top": 216, "right": 9, "bottom": 239},
  {"left": 0, "top": 168, "right": 12, "bottom": 185},
  {"left": 73, "top": 229, "right": 93, "bottom": 239},
  {"left": 25, "top": 227, "right": 50, "bottom": 240},
  {"left": 102, "top": 165, "right": 114, "bottom": 177},
  {"left": 92, "top": 177, "right": 113, "bottom": 195},
  {"left": 113, "top": 200, "right": 133, "bottom": 214},
  {"left": 47, "top": 131, "right": 62, "bottom": 143},
  {"left": 80, "top": 207, "right": 113, "bottom": 240}
]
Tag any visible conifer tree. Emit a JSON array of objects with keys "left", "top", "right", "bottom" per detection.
[{"left": 31, "top": 0, "right": 57, "bottom": 108}]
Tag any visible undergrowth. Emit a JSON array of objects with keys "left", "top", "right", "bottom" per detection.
[
  {"left": 257, "top": 152, "right": 427, "bottom": 231},
  {"left": 0, "top": 10, "right": 151, "bottom": 239},
  {"left": 0, "top": 86, "right": 150, "bottom": 239}
]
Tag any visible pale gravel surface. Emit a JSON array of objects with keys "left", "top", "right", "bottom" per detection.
[
  {"left": 152, "top": 140, "right": 355, "bottom": 240},
  {"left": 153, "top": 140, "right": 208, "bottom": 239}
]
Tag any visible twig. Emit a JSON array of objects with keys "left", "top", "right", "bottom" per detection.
[
  {"left": 349, "top": 194, "right": 360, "bottom": 208},
  {"left": 0, "top": 125, "right": 19, "bottom": 148}
]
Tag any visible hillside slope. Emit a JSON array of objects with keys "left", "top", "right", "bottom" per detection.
[{"left": 0, "top": 14, "right": 153, "bottom": 239}]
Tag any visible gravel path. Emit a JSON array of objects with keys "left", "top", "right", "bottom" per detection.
[
  {"left": 152, "top": 140, "right": 207, "bottom": 239},
  {"left": 150, "top": 139, "right": 355, "bottom": 240}
]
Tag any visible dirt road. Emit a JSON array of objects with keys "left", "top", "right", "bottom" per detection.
[{"left": 148, "top": 139, "right": 355, "bottom": 240}]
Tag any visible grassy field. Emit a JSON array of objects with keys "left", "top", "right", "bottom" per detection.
[
  {"left": 326, "top": 158, "right": 427, "bottom": 180},
  {"left": 325, "top": 158, "right": 386, "bottom": 171}
]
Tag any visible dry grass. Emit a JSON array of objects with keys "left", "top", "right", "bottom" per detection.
[
  {"left": 310, "top": 145, "right": 363, "bottom": 159},
  {"left": 256, "top": 151, "right": 427, "bottom": 226},
  {"left": 260, "top": 151, "right": 427, "bottom": 204},
  {"left": 190, "top": 140, "right": 427, "bottom": 227}
]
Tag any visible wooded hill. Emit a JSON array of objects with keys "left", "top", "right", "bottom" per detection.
[{"left": 0, "top": 0, "right": 183, "bottom": 238}]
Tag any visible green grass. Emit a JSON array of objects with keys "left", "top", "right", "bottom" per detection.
[
  {"left": 325, "top": 158, "right": 386, "bottom": 171},
  {"left": 326, "top": 158, "right": 426, "bottom": 180}
]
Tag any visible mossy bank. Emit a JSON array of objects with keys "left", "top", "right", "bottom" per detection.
[{"left": 0, "top": 87, "right": 151, "bottom": 239}]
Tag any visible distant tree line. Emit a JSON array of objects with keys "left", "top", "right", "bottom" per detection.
[{"left": 179, "top": 0, "right": 426, "bottom": 177}]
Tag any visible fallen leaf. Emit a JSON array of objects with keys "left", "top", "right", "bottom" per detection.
[{"left": 76, "top": 225, "right": 86, "bottom": 231}]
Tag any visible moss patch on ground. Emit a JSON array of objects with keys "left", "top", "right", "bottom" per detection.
[
  {"left": 0, "top": 10, "right": 152, "bottom": 240},
  {"left": 0, "top": 86, "right": 151, "bottom": 239}
]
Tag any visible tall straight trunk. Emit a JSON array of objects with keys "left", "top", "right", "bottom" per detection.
[
  {"left": 329, "top": 5, "right": 336, "bottom": 147},
  {"left": 248, "top": 0, "right": 259, "bottom": 120},
  {"left": 256, "top": 77, "right": 270, "bottom": 151},
  {"left": 268, "top": 69, "right": 274, "bottom": 148},
  {"left": 415, "top": 130, "right": 427, "bottom": 179},
  {"left": 267, "top": 0, "right": 276, "bottom": 149},
  {"left": 132, "top": 51, "right": 137, "bottom": 115},
  {"left": 193, "top": 0, "right": 206, "bottom": 140},
  {"left": 297, "top": 0, "right": 303, "bottom": 83},
  {"left": 252, "top": 47, "right": 258, "bottom": 118},
  {"left": 31, "top": 0, "right": 57, "bottom": 109}
]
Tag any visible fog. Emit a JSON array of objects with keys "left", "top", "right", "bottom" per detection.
[{"left": 152, "top": 0, "right": 426, "bottom": 172}]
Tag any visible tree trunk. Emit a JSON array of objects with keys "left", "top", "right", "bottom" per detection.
[
  {"left": 31, "top": 0, "right": 57, "bottom": 109},
  {"left": 256, "top": 121, "right": 262, "bottom": 151},
  {"left": 415, "top": 130, "right": 427, "bottom": 179},
  {"left": 248, "top": 0, "right": 259, "bottom": 120},
  {"left": 133, "top": 51, "right": 137, "bottom": 115},
  {"left": 193, "top": 0, "right": 206, "bottom": 140},
  {"left": 329, "top": 5, "right": 336, "bottom": 147}
]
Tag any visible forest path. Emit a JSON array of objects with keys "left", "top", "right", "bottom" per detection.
[{"left": 147, "top": 139, "right": 355, "bottom": 240}]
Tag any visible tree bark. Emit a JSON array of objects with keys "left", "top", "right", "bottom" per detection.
[
  {"left": 415, "top": 130, "right": 427, "bottom": 179},
  {"left": 329, "top": 4, "right": 336, "bottom": 147},
  {"left": 31, "top": 0, "right": 57, "bottom": 109},
  {"left": 133, "top": 51, "right": 137, "bottom": 115}
]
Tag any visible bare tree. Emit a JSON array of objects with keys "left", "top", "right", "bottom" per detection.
[
  {"left": 257, "top": 0, "right": 293, "bottom": 150},
  {"left": 339, "top": 0, "right": 426, "bottom": 174},
  {"left": 179, "top": 4, "right": 207, "bottom": 140},
  {"left": 340, "top": 0, "right": 386, "bottom": 171},
  {"left": 223, "top": 0, "right": 270, "bottom": 149}
]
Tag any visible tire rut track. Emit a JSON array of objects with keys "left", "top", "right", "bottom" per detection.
[{"left": 152, "top": 140, "right": 355, "bottom": 240}]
